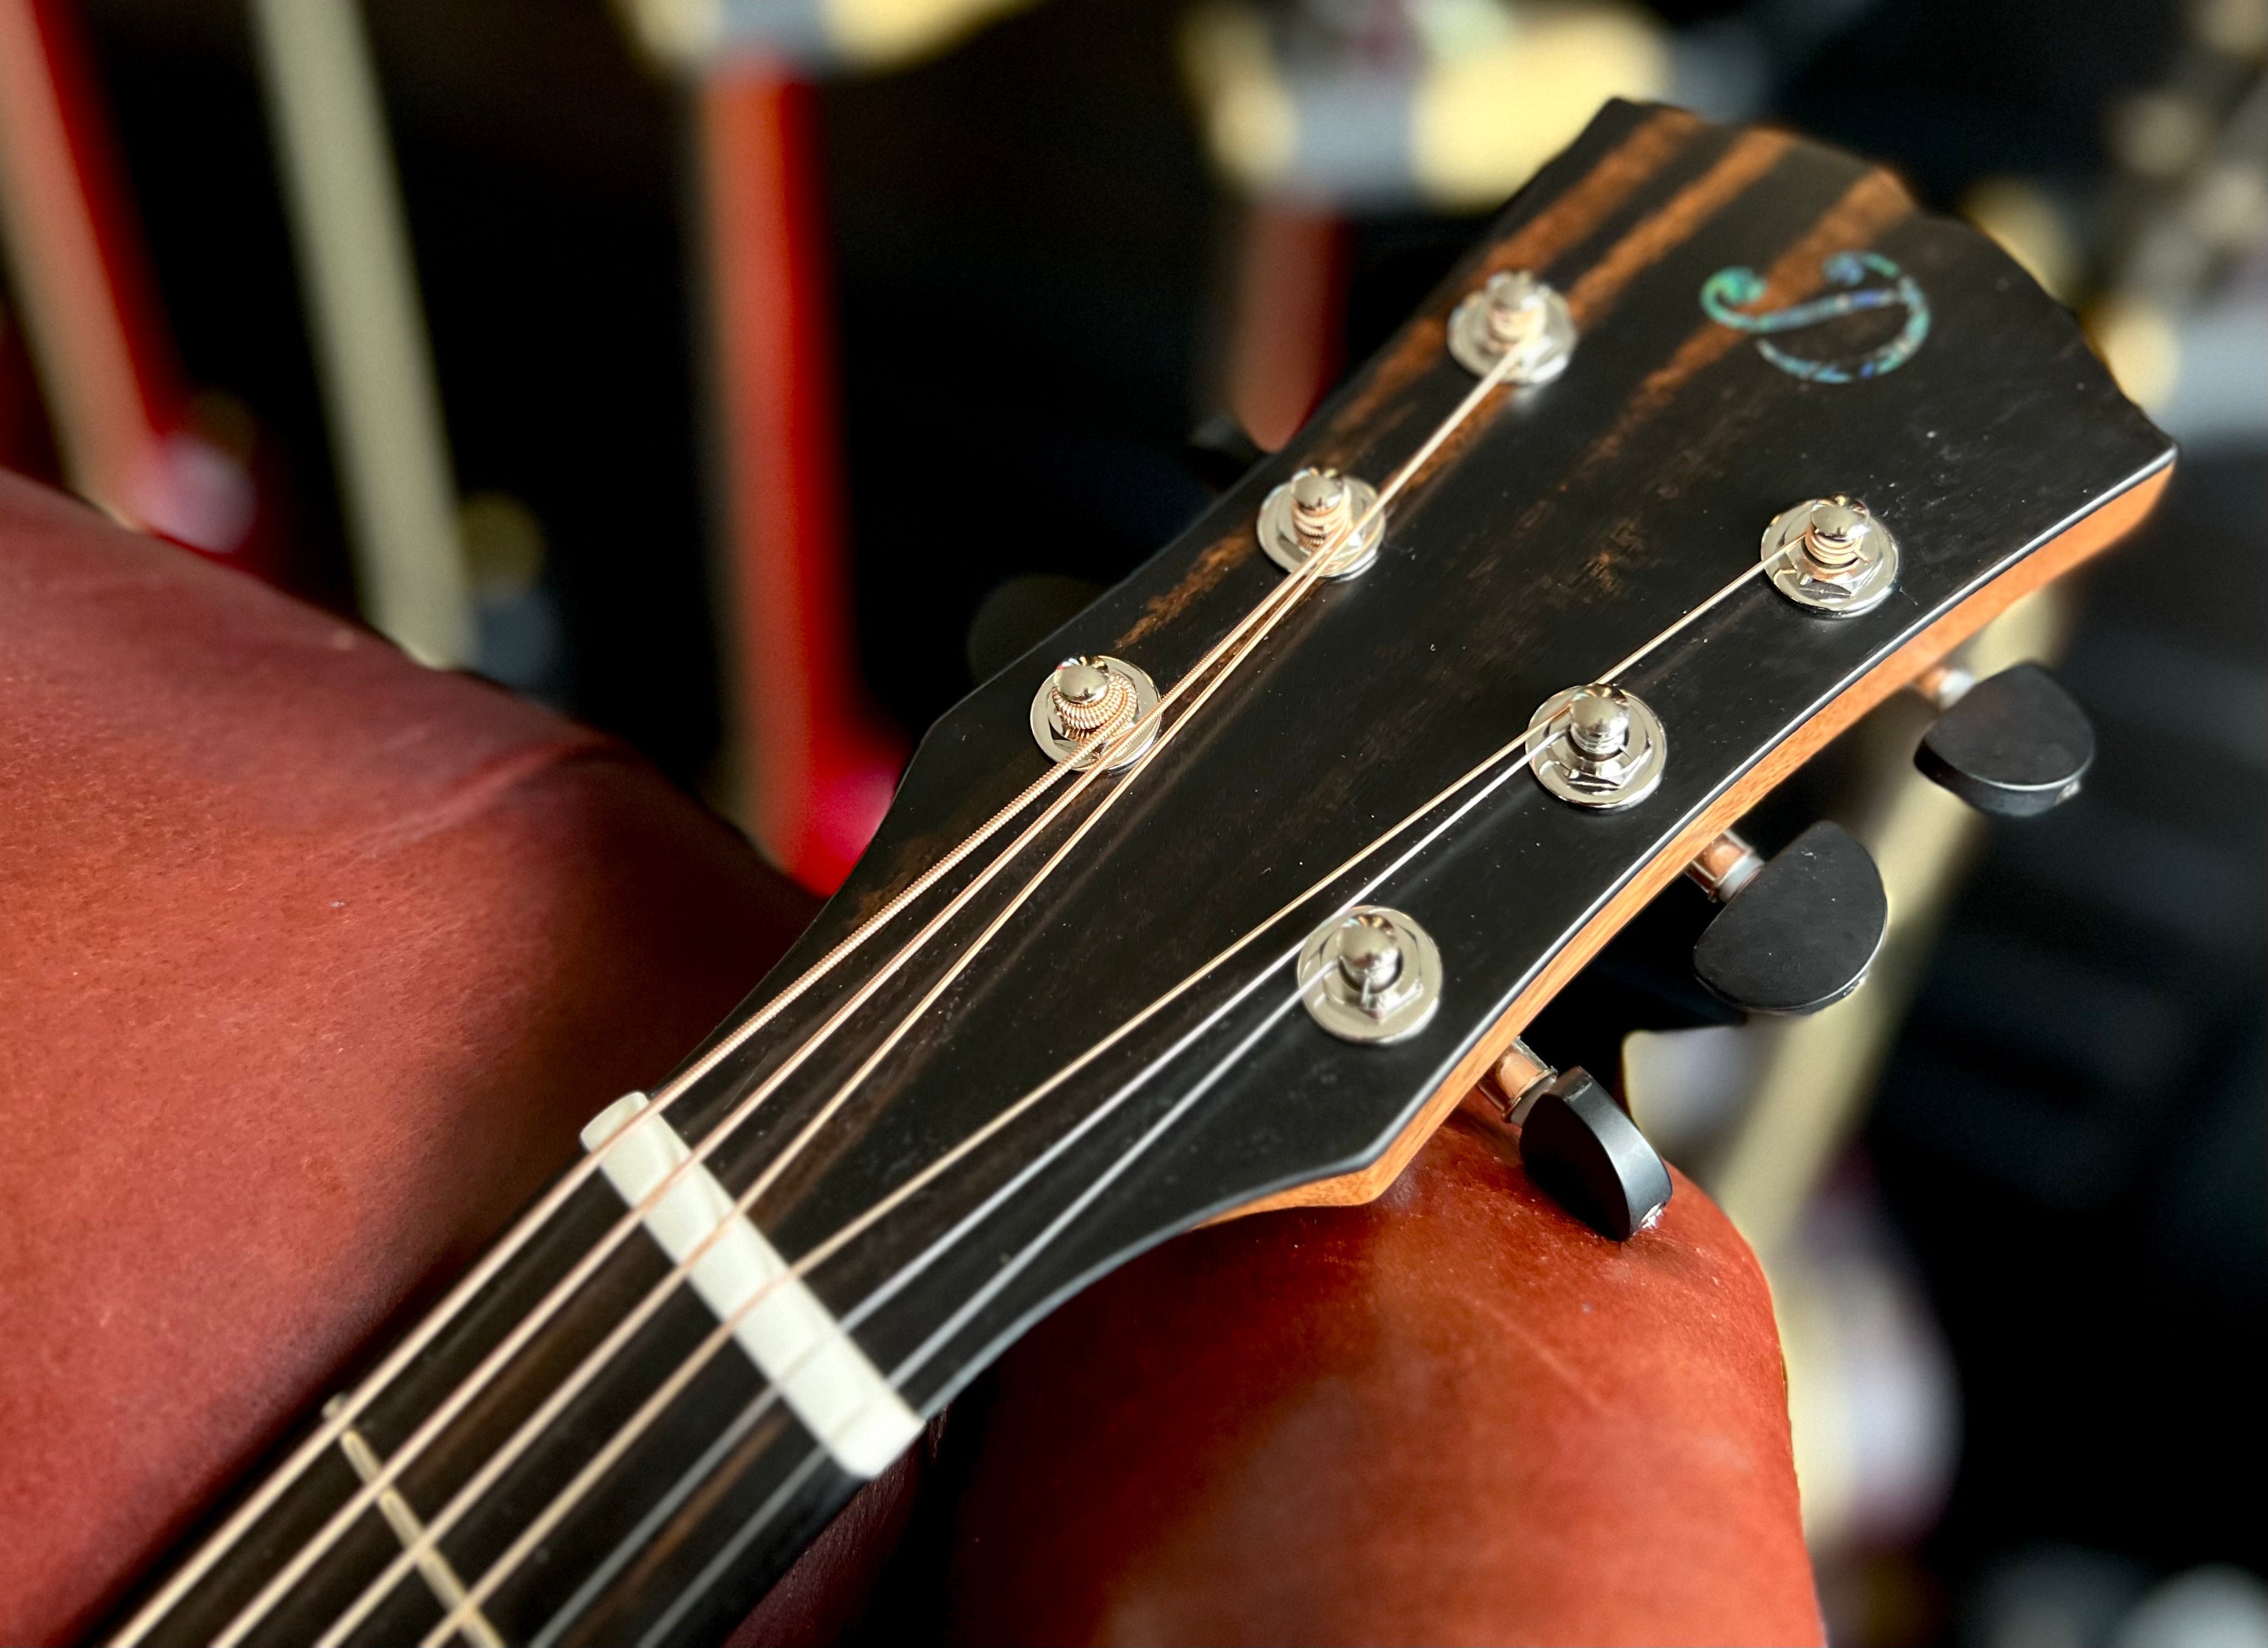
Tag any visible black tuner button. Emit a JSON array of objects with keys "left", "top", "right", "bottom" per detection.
[
  {"left": 1915, "top": 661, "right": 2095, "bottom": 817},
  {"left": 1184, "top": 410, "right": 1266, "bottom": 494},
  {"left": 1516, "top": 1068, "right": 1673, "bottom": 1242},
  {"left": 1689, "top": 821, "right": 1887, "bottom": 1015}
]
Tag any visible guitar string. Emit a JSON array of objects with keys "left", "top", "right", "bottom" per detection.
[
  {"left": 309, "top": 491, "right": 1400, "bottom": 1648},
  {"left": 211, "top": 552, "right": 1293, "bottom": 1648},
  {"left": 634, "top": 989, "right": 1314, "bottom": 1648},
  {"left": 123, "top": 320, "right": 1419, "bottom": 1644},
  {"left": 516, "top": 549, "right": 1789, "bottom": 1646},
  {"left": 187, "top": 330, "right": 1457, "bottom": 1648},
  {"left": 262, "top": 342, "right": 1538, "bottom": 1648},
  {"left": 422, "top": 547, "right": 1790, "bottom": 1647},
  {"left": 528, "top": 736, "right": 1572, "bottom": 1644},
  {"left": 457, "top": 732, "right": 1549, "bottom": 1648},
  {"left": 101, "top": 757, "right": 1077, "bottom": 1648}
]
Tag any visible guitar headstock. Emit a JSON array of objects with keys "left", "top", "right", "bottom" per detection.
[{"left": 678, "top": 99, "right": 2169, "bottom": 1401}]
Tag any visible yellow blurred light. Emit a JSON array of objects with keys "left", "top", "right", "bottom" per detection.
[
  {"left": 1961, "top": 176, "right": 2081, "bottom": 303},
  {"left": 2087, "top": 293, "right": 2182, "bottom": 412},
  {"left": 1411, "top": 6, "right": 1670, "bottom": 212}
]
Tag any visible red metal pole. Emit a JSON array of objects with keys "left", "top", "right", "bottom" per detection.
[
  {"left": 700, "top": 61, "right": 904, "bottom": 894},
  {"left": 0, "top": 0, "right": 274, "bottom": 571},
  {"left": 1223, "top": 200, "right": 1347, "bottom": 453}
]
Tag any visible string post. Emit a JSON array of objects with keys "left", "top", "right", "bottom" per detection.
[
  {"left": 1797, "top": 496, "right": 1872, "bottom": 583},
  {"left": 1761, "top": 494, "right": 1901, "bottom": 615},
  {"left": 1336, "top": 912, "right": 1406, "bottom": 1003},
  {"left": 1031, "top": 654, "right": 1160, "bottom": 770},
  {"left": 1259, "top": 466, "right": 1383, "bottom": 580},
  {"left": 1448, "top": 267, "right": 1578, "bottom": 383},
  {"left": 1298, "top": 905, "right": 1442, "bottom": 1044},
  {"left": 1566, "top": 688, "right": 1631, "bottom": 759},
  {"left": 1484, "top": 271, "right": 1547, "bottom": 350},
  {"left": 1289, "top": 468, "right": 1354, "bottom": 548},
  {"left": 1528, "top": 683, "right": 1667, "bottom": 810}
]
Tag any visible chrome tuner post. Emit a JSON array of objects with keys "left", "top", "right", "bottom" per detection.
[
  {"left": 1480, "top": 1037, "right": 1670, "bottom": 1242},
  {"left": 1526, "top": 683, "right": 1666, "bottom": 810},
  {"left": 1448, "top": 269, "right": 1578, "bottom": 384},
  {"left": 1761, "top": 494, "right": 1900, "bottom": 615},
  {"left": 1028, "top": 655, "right": 1160, "bottom": 771},
  {"left": 1297, "top": 906, "right": 1442, "bottom": 1044},
  {"left": 1258, "top": 466, "right": 1383, "bottom": 580}
]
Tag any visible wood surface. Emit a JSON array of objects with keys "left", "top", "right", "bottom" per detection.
[{"left": 1234, "top": 462, "right": 2169, "bottom": 1217}]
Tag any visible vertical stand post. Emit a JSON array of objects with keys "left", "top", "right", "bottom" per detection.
[
  {"left": 0, "top": 0, "right": 269, "bottom": 570},
  {"left": 248, "top": 0, "right": 470, "bottom": 664},
  {"left": 700, "top": 63, "right": 904, "bottom": 893},
  {"left": 1222, "top": 200, "right": 1345, "bottom": 453}
]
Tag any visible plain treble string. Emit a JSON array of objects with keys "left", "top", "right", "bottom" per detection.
[
  {"left": 490, "top": 546, "right": 1801, "bottom": 1644},
  {"left": 328, "top": 434, "right": 1428, "bottom": 1648},
  {"left": 199, "top": 330, "right": 1534, "bottom": 1648},
  {"left": 102, "top": 753, "right": 1080, "bottom": 1648},
  {"left": 210, "top": 455, "right": 1380, "bottom": 1648}
]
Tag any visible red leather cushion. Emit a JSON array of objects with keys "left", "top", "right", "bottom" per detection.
[
  {"left": 943, "top": 1109, "right": 1824, "bottom": 1647},
  {"left": 0, "top": 471, "right": 1815, "bottom": 1646},
  {"left": 0, "top": 474, "right": 813, "bottom": 1644}
]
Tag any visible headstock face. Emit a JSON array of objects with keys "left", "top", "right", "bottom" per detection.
[{"left": 675, "top": 101, "right": 2170, "bottom": 1405}]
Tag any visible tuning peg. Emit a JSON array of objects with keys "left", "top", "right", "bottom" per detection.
[
  {"left": 1485, "top": 1040, "right": 1670, "bottom": 1240},
  {"left": 1913, "top": 661, "right": 2095, "bottom": 817},
  {"left": 1687, "top": 821, "right": 1887, "bottom": 1015},
  {"left": 1184, "top": 410, "right": 1266, "bottom": 493}
]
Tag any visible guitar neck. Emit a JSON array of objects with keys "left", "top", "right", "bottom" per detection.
[{"left": 109, "top": 99, "right": 2172, "bottom": 1648}]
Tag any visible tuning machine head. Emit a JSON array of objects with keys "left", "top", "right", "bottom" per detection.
[
  {"left": 1448, "top": 270, "right": 1578, "bottom": 383},
  {"left": 1029, "top": 655, "right": 1160, "bottom": 771},
  {"left": 1297, "top": 906, "right": 1442, "bottom": 1044},
  {"left": 1258, "top": 467, "right": 1383, "bottom": 580},
  {"left": 1762, "top": 495, "right": 1900, "bottom": 616},
  {"left": 1527, "top": 683, "right": 1666, "bottom": 810},
  {"left": 1687, "top": 821, "right": 1887, "bottom": 1015},
  {"left": 1485, "top": 1039, "right": 1671, "bottom": 1242},
  {"left": 1914, "top": 662, "right": 2095, "bottom": 817}
]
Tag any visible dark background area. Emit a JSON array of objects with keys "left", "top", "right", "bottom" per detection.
[{"left": 20, "top": 0, "right": 2265, "bottom": 1640}]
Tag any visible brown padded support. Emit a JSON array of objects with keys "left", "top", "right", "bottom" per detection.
[
  {"left": 941, "top": 1111, "right": 1822, "bottom": 1647},
  {"left": 0, "top": 471, "right": 1814, "bottom": 1645},
  {"left": 0, "top": 474, "right": 814, "bottom": 1644}
]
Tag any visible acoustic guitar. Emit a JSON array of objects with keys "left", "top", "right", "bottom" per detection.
[{"left": 103, "top": 100, "right": 2171, "bottom": 1647}]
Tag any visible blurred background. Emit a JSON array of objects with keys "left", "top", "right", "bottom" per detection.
[{"left": 0, "top": 0, "right": 2259, "bottom": 1640}]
